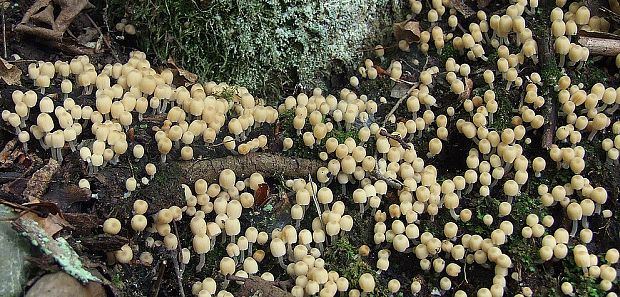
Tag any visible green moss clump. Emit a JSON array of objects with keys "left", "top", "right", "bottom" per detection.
[{"left": 111, "top": 0, "right": 401, "bottom": 99}]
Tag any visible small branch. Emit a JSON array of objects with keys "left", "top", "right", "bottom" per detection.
[
  {"left": 150, "top": 259, "right": 167, "bottom": 297},
  {"left": 371, "top": 167, "right": 403, "bottom": 189},
  {"left": 2, "top": 5, "right": 6, "bottom": 58},
  {"left": 382, "top": 83, "right": 418, "bottom": 127},
  {"left": 379, "top": 129, "right": 411, "bottom": 149}
]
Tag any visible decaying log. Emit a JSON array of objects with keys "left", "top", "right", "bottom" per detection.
[
  {"left": 577, "top": 30, "right": 620, "bottom": 56},
  {"left": 182, "top": 153, "right": 325, "bottom": 184}
]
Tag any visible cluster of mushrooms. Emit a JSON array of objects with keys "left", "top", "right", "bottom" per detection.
[{"left": 2, "top": 0, "right": 620, "bottom": 296}]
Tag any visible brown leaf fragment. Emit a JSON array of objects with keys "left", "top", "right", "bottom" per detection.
[
  {"left": 22, "top": 159, "right": 60, "bottom": 202},
  {"left": 393, "top": 20, "right": 420, "bottom": 43},
  {"left": 42, "top": 184, "right": 92, "bottom": 211},
  {"left": 0, "top": 58, "right": 22, "bottom": 86},
  {"left": 21, "top": 212, "right": 68, "bottom": 236},
  {"left": 166, "top": 57, "right": 198, "bottom": 85},
  {"left": 451, "top": 0, "right": 476, "bottom": 18}
]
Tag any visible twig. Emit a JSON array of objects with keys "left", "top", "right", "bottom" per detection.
[
  {"left": 379, "top": 129, "right": 411, "bottom": 149},
  {"left": 85, "top": 12, "right": 120, "bottom": 62},
  {"left": 151, "top": 259, "right": 167, "bottom": 297},
  {"left": 382, "top": 83, "right": 418, "bottom": 127},
  {"left": 2, "top": 5, "right": 6, "bottom": 59},
  {"left": 370, "top": 167, "right": 403, "bottom": 189}
]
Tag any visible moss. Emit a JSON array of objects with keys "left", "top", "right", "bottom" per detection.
[
  {"left": 324, "top": 237, "right": 372, "bottom": 288},
  {"left": 562, "top": 257, "right": 606, "bottom": 297},
  {"left": 111, "top": 0, "right": 401, "bottom": 99},
  {"left": 437, "top": 43, "right": 457, "bottom": 64},
  {"left": 488, "top": 87, "right": 513, "bottom": 131}
]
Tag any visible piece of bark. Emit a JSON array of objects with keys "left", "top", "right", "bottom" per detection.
[
  {"left": 450, "top": 0, "right": 475, "bottom": 18},
  {"left": 79, "top": 234, "right": 128, "bottom": 253},
  {"left": 182, "top": 153, "right": 324, "bottom": 184},
  {"left": 63, "top": 213, "right": 100, "bottom": 235},
  {"left": 22, "top": 158, "right": 60, "bottom": 202},
  {"left": 577, "top": 30, "right": 620, "bottom": 56},
  {"left": 227, "top": 275, "right": 292, "bottom": 297}
]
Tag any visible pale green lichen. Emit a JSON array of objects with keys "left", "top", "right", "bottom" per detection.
[
  {"left": 110, "top": 0, "right": 403, "bottom": 99},
  {"left": 17, "top": 219, "right": 100, "bottom": 283}
]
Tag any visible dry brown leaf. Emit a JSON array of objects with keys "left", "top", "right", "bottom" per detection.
[
  {"left": 166, "top": 57, "right": 198, "bottom": 85},
  {"left": 393, "top": 20, "right": 420, "bottom": 43},
  {"left": 21, "top": 212, "right": 68, "bottom": 236},
  {"left": 451, "top": 0, "right": 475, "bottom": 18},
  {"left": 22, "top": 158, "right": 60, "bottom": 202},
  {"left": 0, "top": 58, "right": 22, "bottom": 86}
]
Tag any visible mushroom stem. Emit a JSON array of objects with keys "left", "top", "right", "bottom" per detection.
[
  {"left": 570, "top": 220, "right": 579, "bottom": 237},
  {"left": 161, "top": 153, "right": 167, "bottom": 164},
  {"left": 449, "top": 209, "right": 459, "bottom": 220},
  {"left": 40, "top": 87, "right": 46, "bottom": 95},
  {"left": 359, "top": 203, "right": 365, "bottom": 217},
  {"left": 222, "top": 279, "right": 230, "bottom": 290},
  {"left": 581, "top": 217, "right": 589, "bottom": 229},
  {"left": 464, "top": 183, "right": 473, "bottom": 195},
  {"left": 39, "top": 139, "right": 49, "bottom": 150},
  {"left": 594, "top": 203, "right": 601, "bottom": 214},
  {"left": 507, "top": 196, "right": 514, "bottom": 204},
  {"left": 69, "top": 141, "right": 76, "bottom": 152},
  {"left": 277, "top": 256, "right": 287, "bottom": 269},
  {"left": 195, "top": 254, "right": 205, "bottom": 272},
  {"left": 317, "top": 242, "right": 324, "bottom": 254},
  {"left": 587, "top": 130, "right": 597, "bottom": 141},
  {"left": 503, "top": 162, "right": 513, "bottom": 173},
  {"left": 230, "top": 235, "right": 236, "bottom": 244},
  {"left": 22, "top": 142, "right": 28, "bottom": 152},
  {"left": 248, "top": 242, "right": 253, "bottom": 256},
  {"left": 295, "top": 219, "right": 301, "bottom": 230},
  {"left": 210, "top": 237, "right": 216, "bottom": 250},
  {"left": 56, "top": 148, "right": 63, "bottom": 163}
]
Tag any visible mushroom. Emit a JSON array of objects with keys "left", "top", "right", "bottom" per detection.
[{"left": 269, "top": 238, "right": 287, "bottom": 269}]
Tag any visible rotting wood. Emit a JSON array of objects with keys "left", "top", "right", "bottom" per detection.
[
  {"left": 182, "top": 153, "right": 325, "bottom": 184},
  {"left": 22, "top": 158, "right": 60, "bottom": 202}
]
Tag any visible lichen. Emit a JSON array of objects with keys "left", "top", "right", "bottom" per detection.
[
  {"left": 111, "top": 0, "right": 403, "bottom": 99},
  {"left": 16, "top": 218, "right": 100, "bottom": 283}
]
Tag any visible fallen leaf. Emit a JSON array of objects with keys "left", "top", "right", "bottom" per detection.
[
  {"left": 451, "top": 0, "right": 476, "bottom": 18},
  {"left": 21, "top": 212, "right": 67, "bottom": 237},
  {"left": 254, "top": 183, "right": 270, "bottom": 207},
  {"left": 166, "top": 57, "right": 198, "bottom": 85},
  {"left": 393, "top": 20, "right": 420, "bottom": 43},
  {"left": 0, "top": 58, "right": 22, "bottom": 86},
  {"left": 42, "top": 184, "right": 92, "bottom": 211}
]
